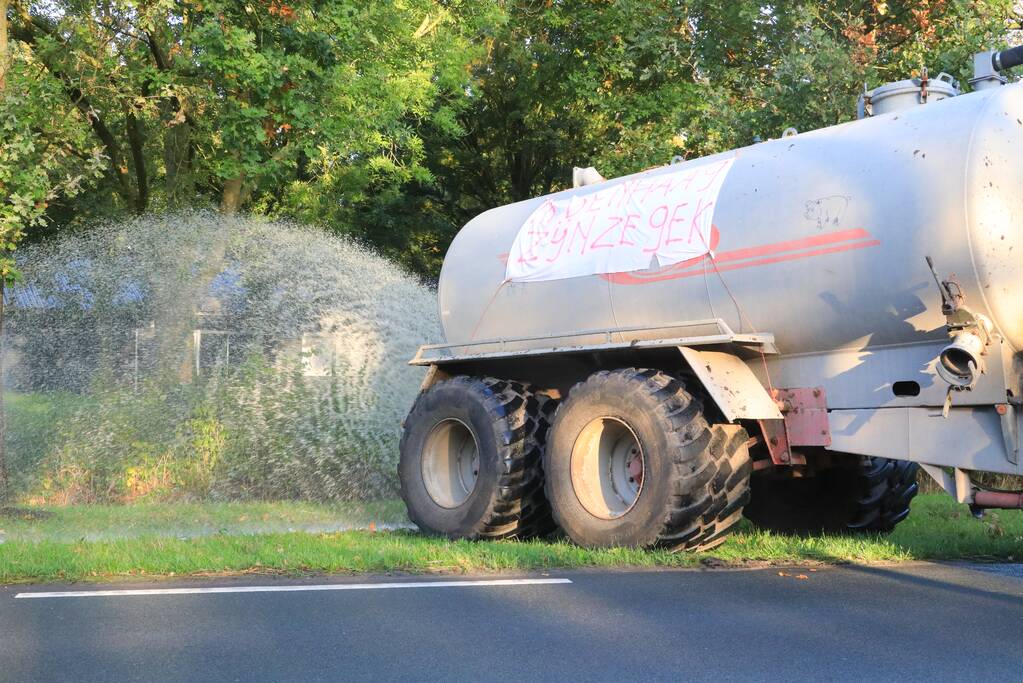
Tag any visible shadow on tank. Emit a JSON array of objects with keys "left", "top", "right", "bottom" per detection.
[{"left": 816, "top": 284, "right": 943, "bottom": 427}]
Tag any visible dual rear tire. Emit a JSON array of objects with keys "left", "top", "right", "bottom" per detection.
[
  {"left": 398, "top": 376, "right": 553, "bottom": 539},
  {"left": 399, "top": 368, "right": 751, "bottom": 551},
  {"left": 743, "top": 455, "right": 919, "bottom": 534},
  {"left": 542, "top": 369, "right": 751, "bottom": 551},
  {"left": 399, "top": 369, "right": 918, "bottom": 549}
]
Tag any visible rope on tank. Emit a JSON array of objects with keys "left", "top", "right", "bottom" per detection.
[
  {"left": 693, "top": 222, "right": 775, "bottom": 394},
  {"left": 467, "top": 279, "right": 511, "bottom": 342}
]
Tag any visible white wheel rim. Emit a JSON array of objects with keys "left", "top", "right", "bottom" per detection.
[
  {"left": 570, "top": 417, "right": 644, "bottom": 519},
  {"left": 421, "top": 418, "right": 479, "bottom": 508}
]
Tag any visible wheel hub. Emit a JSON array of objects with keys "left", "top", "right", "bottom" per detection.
[
  {"left": 421, "top": 418, "right": 480, "bottom": 508},
  {"left": 570, "top": 417, "right": 645, "bottom": 520}
]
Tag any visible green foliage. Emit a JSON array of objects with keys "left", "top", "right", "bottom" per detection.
[
  {"left": 333, "top": 0, "right": 1022, "bottom": 277},
  {"left": 0, "top": 38, "right": 103, "bottom": 276},
  {"left": 3, "top": 392, "right": 86, "bottom": 493},
  {"left": 8, "top": 0, "right": 493, "bottom": 217},
  {"left": 5, "top": 0, "right": 1022, "bottom": 275},
  {"left": 206, "top": 352, "right": 400, "bottom": 502},
  {"left": 741, "top": 1, "right": 1017, "bottom": 138},
  {"left": 4, "top": 210, "right": 435, "bottom": 504}
]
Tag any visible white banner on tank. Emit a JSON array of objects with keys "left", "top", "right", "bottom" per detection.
[{"left": 506, "top": 156, "right": 735, "bottom": 283}]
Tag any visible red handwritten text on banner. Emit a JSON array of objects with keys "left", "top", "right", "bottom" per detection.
[{"left": 505, "top": 157, "right": 735, "bottom": 282}]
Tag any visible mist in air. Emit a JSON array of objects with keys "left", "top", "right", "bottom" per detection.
[{"left": 4, "top": 211, "right": 438, "bottom": 506}]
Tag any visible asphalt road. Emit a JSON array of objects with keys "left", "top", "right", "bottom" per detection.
[{"left": 3, "top": 562, "right": 1022, "bottom": 682}]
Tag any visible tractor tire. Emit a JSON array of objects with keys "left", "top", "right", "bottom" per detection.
[
  {"left": 744, "top": 454, "right": 919, "bottom": 534},
  {"left": 516, "top": 392, "right": 560, "bottom": 539},
  {"left": 398, "top": 376, "right": 554, "bottom": 540},
  {"left": 542, "top": 368, "right": 752, "bottom": 551}
]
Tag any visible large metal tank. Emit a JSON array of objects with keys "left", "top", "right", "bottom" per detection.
[{"left": 438, "top": 82, "right": 1023, "bottom": 372}]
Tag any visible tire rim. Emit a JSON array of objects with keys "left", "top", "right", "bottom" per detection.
[
  {"left": 421, "top": 418, "right": 480, "bottom": 508},
  {"left": 570, "top": 417, "right": 644, "bottom": 519}
]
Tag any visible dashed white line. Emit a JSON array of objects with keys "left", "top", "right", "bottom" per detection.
[{"left": 14, "top": 577, "right": 573, "bottom": 599}]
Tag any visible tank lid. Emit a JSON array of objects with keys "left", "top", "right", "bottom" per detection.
[{"left": 860, "top": 72, "right": 960, "bottom": 118}]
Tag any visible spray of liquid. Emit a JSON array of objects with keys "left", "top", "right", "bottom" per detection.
[{"left": 4, "top": 211, "right": 438, "bottom": 505}]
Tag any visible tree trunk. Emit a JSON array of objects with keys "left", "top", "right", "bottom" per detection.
[
  {"left": 0, "top": 281, "right": 8, "bottom": 504},
  {"left": 124, "top": 108, "right": 149, "bottom": 214},
  {"left": 164, "top": 117, "right": 192, "bottom": 206},
  {"left": 0, "top": 0, "right": 10, "bottom": 504},
  {"left": 220, "top": 174, "right": 245, "bottom": 213}
]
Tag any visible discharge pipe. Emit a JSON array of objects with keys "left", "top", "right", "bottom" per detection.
[
  {"left": 973, "top": 491, "right": 1023, "bottom": 509},
  {"left": 937, "top": 331, "right": 987, "bottom": 388},
  {"left": 935, "top": 313, "right": 992, "bottom": 389},
  {"left": 993, "top": 45, "right": 1023, "bottom": 73}
]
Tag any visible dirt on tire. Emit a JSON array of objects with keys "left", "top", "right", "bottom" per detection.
[
  {"left": 398, "top": 376, "right": 554, "bottom": 540},
  {"left": 542, "top": 368, "right": 752, "bottom": 551}
]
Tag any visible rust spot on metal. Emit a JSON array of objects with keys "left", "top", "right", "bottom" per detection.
[
  {"left": 973, "top": 490, "right": 1023, "bottom": 509},
  {"left": 770, "top": 387, "right": 831, "bottom": 447}
]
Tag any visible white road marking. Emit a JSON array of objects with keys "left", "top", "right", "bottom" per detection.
[{"left": 14, "top": 577, "right": 572, "bottom": 599}]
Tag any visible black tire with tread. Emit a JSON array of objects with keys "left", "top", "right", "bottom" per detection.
[
  {"left": 744, "top": 455, "right": 919, "bottom": 534},
  {"left": 543, "top": 368, "right": 752, "bottom": 551},
  {"left": 398, "top": 376, "right": 554, "bottom": 540},
  {"left": 516, "top": 392, "right": 559, "bottom": 538}
]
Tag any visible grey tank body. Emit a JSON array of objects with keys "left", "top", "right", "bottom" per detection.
[
  {"left": 441, "top": 83, "right": 1023, "bottom": 355},
  {"left": 433, "top": 83, "right": 1023, "bottom": 476},
  {"left": 440, "top": 85, "right": 1023, "bottom": 390}
]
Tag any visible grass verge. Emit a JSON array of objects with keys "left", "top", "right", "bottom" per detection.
[
  {"left": 0, "top": 500, "right": 408, "bottom": 542},
  {"left": 0, "top": 494, "right": 1020, "bottom": 584}
]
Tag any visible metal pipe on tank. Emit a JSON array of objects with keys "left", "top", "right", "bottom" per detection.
[
  {"left": 937, "top": 329, "right": 989, "bottom": 388},
  {"left": 973, "top": 490, "right": 1023, "bottom": 509},
  {"left": 993, "top": 45, "right": 1023, "bottom": 73},
  {"left": 972, "top": 44, "right": 1023, "bottom": 89}
]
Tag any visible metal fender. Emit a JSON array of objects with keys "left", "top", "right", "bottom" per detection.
[{"left": 677, "top": 347, "right": 783, "bottom": 422}]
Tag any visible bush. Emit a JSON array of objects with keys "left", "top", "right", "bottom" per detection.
[
  {"left": 19, "top": 350, "right": 406, "bottom": 504},
  {"left": 6, "top": 211, "right": 437, "bottom": 504}
]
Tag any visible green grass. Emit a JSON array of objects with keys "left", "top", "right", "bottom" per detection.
[
  {"left": 0, "top": 500, "right": 408, "bottom": 542},
  {"left": 0, "top": 494, "right": 1020, "bottom": 584},
  {"left": 5, "top": 392, "right": 89, "bottom": 490}
]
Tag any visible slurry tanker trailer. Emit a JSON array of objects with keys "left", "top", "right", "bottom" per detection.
[{"left": 399, "top": 46, "right": 1023, "bottom": 550}]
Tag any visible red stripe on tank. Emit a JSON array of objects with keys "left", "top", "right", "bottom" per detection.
[
  {"left": 496, "top": 227, "right": 879, "bottom": 284},
  {"left": 712, "top": 228, "right": 872, "bottom": 264},
  {"left": 604, "top": 237, "right": 880, "bottom": 285}
]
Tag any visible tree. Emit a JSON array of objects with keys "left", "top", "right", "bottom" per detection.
[
  {"left": 340, "top": 0, "right": 1021, "bottom": 279},
  {"left": 739, "top": 1, "right": 1019, "bottom": 139},
  {"left": 11, "top": 0, "right": 491, "bottom": 215},
  {"left": 0, "top": 0, "right": 103, "bottom": 501},
  {"left": 264, "top": 0, "right": 503, "bottom": 275},
  {"left": 5, "top": 0, "right": 1021, "bottom": 283}
]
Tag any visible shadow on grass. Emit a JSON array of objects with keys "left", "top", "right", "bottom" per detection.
[{"left": 0, "top": 507, "right": 54, "bottom": 522}]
